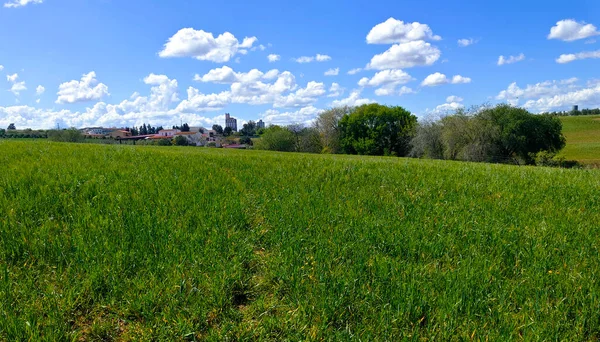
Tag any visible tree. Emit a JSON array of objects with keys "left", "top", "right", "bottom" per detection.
[
  {"left": 410, "top": 120, "right": 445, "bottom": 159},
  {"left": 223, "top": 126, "right": 233, "bottom": 137},
  {"left": 254, "top": 126, "right": 296, "bottom": 152},
  {"left": 174, "top": 135, "right": 189, "bottom": 146},
  {"left": 7, "top": 123, "right": 16, "bottom": 130},
  {"left": 212, "top": 124, "right": 223, "bottom": 135},
  {"left": 295, "top": 127, "right": 322, "bottom": 153},
  {"left": 339, "top": 103, "right": 417, "bottom": 156},
  {"left": 239, "top": 136, "right": 253, "bottom": 145},
  {"left": 240, "top": 121, "right": 256, "bottom": 136},
  {"left": 181, "top": 123, "right": 190, "bottom": 132},
  {"left": 314, "top": 106, "right": 353, "bottom": 154}
]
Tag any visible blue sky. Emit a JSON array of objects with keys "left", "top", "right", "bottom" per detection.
[{"left": 1, "top": 0, "right": 600, "bottom": 129}]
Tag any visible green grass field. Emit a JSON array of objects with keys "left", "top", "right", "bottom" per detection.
[
  {"left": 1, "top": 140, "right": 600, "bottom": 340},
  {"left": 559, "top": 115, "right": 600, "bottom": 165}
]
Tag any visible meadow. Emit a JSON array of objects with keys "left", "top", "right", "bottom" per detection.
[
  {"left": 559, "top": 115, "right": 600, "bottom": 166},
  {"left": 1, "top": 140, "right": 600, "bottom": 340}
]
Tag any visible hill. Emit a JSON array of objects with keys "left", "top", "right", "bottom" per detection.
[
  {"left": 559, "top": 115, "right": 600, "bottom": 165},
  {"left": 1, "top": 141, "right": 600, "bottom": 340}
]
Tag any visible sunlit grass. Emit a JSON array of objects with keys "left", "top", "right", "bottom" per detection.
[
  {"left": 1, "top": 140, "right": 599, "bottom": 340},
  {"left": 560, "top": 115, "right": 600, "bottom": 165}
]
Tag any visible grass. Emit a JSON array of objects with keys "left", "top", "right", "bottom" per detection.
[
  {"left": 559, "top": 115, "right": 600, "bottom": 165},
  {"left": 1, "top": 140, "right": 600, "bottom": 340}
]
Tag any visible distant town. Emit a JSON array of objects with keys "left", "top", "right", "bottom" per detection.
[{"left": 81, "top": 113, "right": 264, "bottom": 148}]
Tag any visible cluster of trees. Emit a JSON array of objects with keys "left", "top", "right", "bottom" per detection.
[
  {"left": 256, "top": 103, "right": 570, "bottom": 167},
  {"left": 410, "top": 105, "right": 566, "bottom": 165},
  {"left": 126, "top": 124, "right": 164, "bottom": 136},
  {"left": 0, "top": 128, "right": 48, "bottom": 139},
  {"left": 543, "top": 107, "right": 600, "bottom": 116},
  {"left": 254, "top": 125, "right": 321, "bottom": 153},
  {"left": 48, "top": 129, "right": 84, "bottom": 142}
]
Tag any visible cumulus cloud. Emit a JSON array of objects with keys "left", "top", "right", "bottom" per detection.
[
  {"left": 328, "top": 83, "right": 344, "bottom": 97},
  {"left": 260, "top": 106, "right": 322, "bottom": 126},
  {"left": 6, "top": 73, "right": 26, "bottom": 96},
  {"left": 457, "top": 38, "right": 475, "bottom": 47},
  {"left": 367, "top": 41, "right": 441, "bottom": 70},
  {"left": 556, "top": 50, "right": 600, "bottom": 63},
  {"left": 36, "top": 85, "right": 45, "bottom": 95},
  {"left": 6, "top": 73, "right": 18, "bottom": 83},
  {"left": 421, "top": 73, "right": 471, "bottom": 86},
  {"left": 366, "top": 18, "right": 441, "bottom": 44},
  {"left": 496, "top": 77, "right": 581, "bottom": 107},
  {"left": 267, "top": 54, "right": 280, "bottom": 62},
  {"left": 347, "top": 68, "right": 362, "bottom": 75},
  {"left": 194, "top": 66, "right": 277, "bottom": 84},
  {"left": 294, "top": 54, "right": 331, "bottom": 63},
  {"left": 446, "top": 95, "right": 463, "bottom": 103},
  {"left": 397, "top": 86, "right": 415, "bottom": 96},
  {"left": 4, "top": 0, "right": 42, "bottom": 8},
  {"left": 330, "top": 89, "right": 374, "bottom": 107},
  {"left": 548, "top": 19, "right": 600, "bottom": 42},
  {"left": 273, "top": 81, "right": 326, "bottom": 108},
  {"left": 158, "top": 28, "right": 257, "bottom": 63},
  {"left": 523, "top": 83, "right": 600, "bottom": 112},
  {"left": 358, "top": 69, "right": 413, "bottom": 95},
  {"left": 497, "top": 53, "right": 525, "bottom": 66},
  {"left": 0, "top": 65, "right": 4, "bottom": 71},
  {"left": 56, "top": 71, "right": 109, "bottom": 104},
  {"left": 324, "top": 68, "right": 339, "bottom": 76}
]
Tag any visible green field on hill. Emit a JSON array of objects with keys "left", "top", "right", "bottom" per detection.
[
  {"left": 1, "top": 140, "right": 600, "bottom": 340},
  {"left": 559, "top": 115, "right": 600, "bottom": 165}
]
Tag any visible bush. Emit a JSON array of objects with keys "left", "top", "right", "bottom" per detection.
[
  {"left": 239, "top": 136, "right": 253, "bottom": 145},
  {"left": 254, "top": 126, "right": 296, "bottom": 152},
  {"left": 156, "top": 139, "right": 173, "bottom": 146},
  {"left": 174, "top": 135, "right": 190, "bottom": 146},
  {"left": 48, "top": 129, "right": 84, "bottom": 143},
  {"left": 533, "top": 151, "right": 581, "bottom": 168},
  {"left": 339, "top": 103, "right": 417, "bottom": 156}
]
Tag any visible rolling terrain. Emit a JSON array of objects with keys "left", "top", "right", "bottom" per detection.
[{"left": 1, "top": 140, "right": 599, "bottom": 340}]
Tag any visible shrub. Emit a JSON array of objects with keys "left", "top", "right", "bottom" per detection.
[{"left": 48, "top": 129, "right": 84, "bottom": 143}]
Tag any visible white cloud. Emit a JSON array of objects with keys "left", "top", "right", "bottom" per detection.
[
  {"left": 175, "top": 88, "right": 230, "bottom": 113},
  {"left": 6, "top": 73, "right": 26, "bottom": 96},
  {"left": 347, "top": 68, "right": 362, "bottom": 75},
  {"left": 328, "top": 83, "right": 344, "bottom": 97},
  {"left": 496, "top": 78, "right": 581, "bottom": 107},
  {"left": 524, "top": 84, "right": 600, "bottom": 112},
  {"left": 451, "top": 75, "right": 471, "bottom": 84},
  {"left": 421, "top": 73, "right": 471, "bottom": 87},
  {"left": 548, "top": 19, "right": 600, "bottom": 42},
  {"left": 4, "top": 0, "right": 42, "bottom": 8},
  {"left": 273, "top": 81, "right": 326, "bottom": 108},
  {"left": 446, "top": 95, "right": 463, "bottom": 103},
  {"left": 260, "top": 106, "right": 322, "bottom": 126},
  {"left": 421, "top": 72, "right": 448, "bottom": 86},
  {"left": 398, "top": 86, "right": 415, "bottom": 96},
  {"left": 358, "top": 69, "right": 412, "bottom": 87},
  {"left": 0, "top": 65, "right": 4, "bottom": 71},
  {"left": 366, "top": 18, "right": 441, "bottom": 44},
  {"left": 194, "top": 66, "right": 277, "bottom": 84},
  {"left": 324, "top": 68, "right": 339, "bottom": 76},
  {"left": 358, "top": 69, "right": 413, "bottom": 95},
  {"left": 556, "top": 50, "right": 600, "bottom": 63},
  {"left": 367, "top": 40, "right": 441, "bottom": 70},
  {"left": 158, "top": 28, "right": 257, "bottom": 63},
  {"left": 36, "top": 85, "right": 45, "bottom": 95},
  {"left": 10, "top": 82, "right": 26, "bottom": 96},
  {"left": 497, "top": 53, "right": 525, "bottom": 66},
  {"left": 7, "top": 73, "right": 18, "bottom": 83},
  {"left": 330, "top": 89, "right": 374, "bottom": 107},
  {"left": 457, "top": 38, "right": 475, "bottom": 47},
  {"left": 294, "top": 54, "right": 331, "bottom": 63},
  {"left": 56, "top": 71, "right": 109, "bottom": 104},
  {"left": 267, "top": 54, "right": 280, "bottom": 62}
]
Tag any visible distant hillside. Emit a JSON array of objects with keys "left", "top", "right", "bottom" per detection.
[{"left": 559, "top": 115, "right": 600, "bottom": 165}]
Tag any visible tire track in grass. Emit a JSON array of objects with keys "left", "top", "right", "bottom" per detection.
[{"left": 219, "top": 165, "right": 287, "bottom": 338}]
